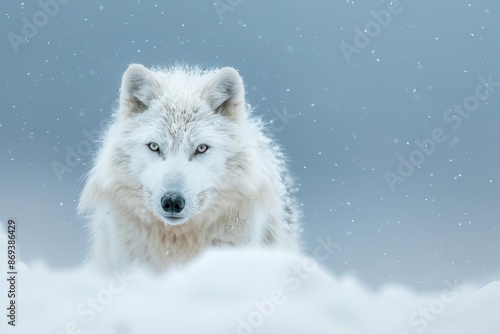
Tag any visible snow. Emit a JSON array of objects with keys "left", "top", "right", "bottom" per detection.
[{"left": 0, "top": 226, "right": 498, "bottom": 334}]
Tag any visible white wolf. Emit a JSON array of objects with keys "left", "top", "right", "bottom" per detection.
[{"left": 79, "top": 64, "right": 301, "bottom": 272}]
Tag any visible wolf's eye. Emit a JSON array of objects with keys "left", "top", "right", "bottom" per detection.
[
  {"left": 196, "top": 144, "right": 209, "bottom": 155},
  {"left": 148, "top": 142, "right": 160, "bottom": 152}
]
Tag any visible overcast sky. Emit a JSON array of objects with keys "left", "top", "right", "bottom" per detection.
[{"left": 1, "top": 0, "right": 499, "bottom": 291}]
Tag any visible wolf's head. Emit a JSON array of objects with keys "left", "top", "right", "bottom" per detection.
[{"left": 80, "top": 64, "right": 262, "bottom": 226}]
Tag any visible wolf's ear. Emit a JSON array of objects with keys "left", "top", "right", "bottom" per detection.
[
  {"left": 201, "top": 67, "right": 245, "bottom": 120},
  {"left": 120, "top": 64, "right": 161, "bottom": 115}
]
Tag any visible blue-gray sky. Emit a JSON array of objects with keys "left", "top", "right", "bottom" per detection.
[{"left": 1, "top": 0, "right": 499, "bottom": 291}]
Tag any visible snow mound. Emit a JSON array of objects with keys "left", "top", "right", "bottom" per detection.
[{"left": 0, "top": 227, "right": 498, "bottom": 333}]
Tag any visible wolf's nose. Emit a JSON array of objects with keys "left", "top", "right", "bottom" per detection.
[{"left": 161, "top": 193, "right": 185, "bottom": 214}]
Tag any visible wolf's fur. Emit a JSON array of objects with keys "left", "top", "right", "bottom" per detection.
[{"left": 79, "top": 64, "right": 301, "bottom": 272}]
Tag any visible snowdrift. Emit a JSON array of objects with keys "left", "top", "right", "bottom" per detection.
[{"left": 0, "top": 225, "right": 498, "bottom": 334}]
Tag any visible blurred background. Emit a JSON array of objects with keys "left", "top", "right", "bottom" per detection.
[{"left": 1, "top": 0, "right": 499, "bottom": 291}]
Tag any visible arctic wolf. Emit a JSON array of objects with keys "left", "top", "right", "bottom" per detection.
[{"left": 79, "top": 64, "right": 301, "bottom": 272}]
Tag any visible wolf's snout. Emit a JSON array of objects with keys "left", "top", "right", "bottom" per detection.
[{"left": 161, "top": 192, "right": 185, "bottom": 214}]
